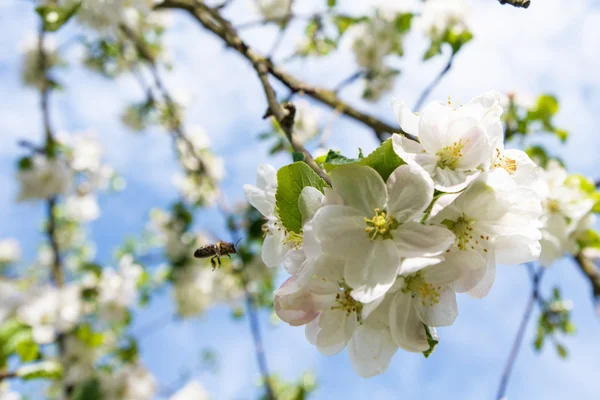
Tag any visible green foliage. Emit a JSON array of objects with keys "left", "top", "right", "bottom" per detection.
[
  {"left": 73, "top": 379, "right": 104, "bottom": 400},
  {"left": 17, "top": 156, "right": 33, "bottom": 171},
  {"left": 422, "top": 325, "right": 438, "bottom": 358},
  {"left": 576, "top": 229, "right": 600, "bottom": 250},
  {"left": 276, "top": 162, "right": 330, "bottom": 234},
  {"left": 297, "top": 17, "right": 338, "bottom": 57},
  {"left": 505, "top": 94, "right": 568, "bottom": 143},
  {"left": 16, "top": 361, "right": 63, "bottom": 381},
  {"left": 534, "top": 287, "right": 575, "bottom": 358},
  {"left": 321, "top": 139, "right": 404, "bottom": 181},
  {"left": 36, "top": 3, "right": 81, "bottom": 32},
  {"left": 266, "top": 372, "right": 317, "bottom": 400},
  {"left": 424, "top": 28, "right": 473, "bottom": 60},
  {"left": 76, "top": 324, "right": 104, "bottom": 347}
]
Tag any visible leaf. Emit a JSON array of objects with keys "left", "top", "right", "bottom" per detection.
[
  {"left": 36, "top": 3, "right": 81, "bottom": 32},
  {"left": 332, "top": 15, "right": 366, "bottom": 36},
  {"left": 292, "top": 152, "right": 306, "bottom": 162},
  {"left": 555, "top": 343, "right": 568, "bottom": 359},
  {"left": 422, "top": 325, "right": 438, "bottom": 358},
  {"left": 554, "top": 128, "right": 569, "bottom": 142},
  {"left": 525, "top": 145, "right": 550, "bottom": 168},
  {"left": 276, "top": 162, "right": 330, "bottom": 233},
  {"left": 358, "top": 139, "right": 405, "bottom": 181},
  {"left": 448, "top": 30, "right": 473, "bottom": 54},
  {"left": 327, "top": 0, "right": 336, "bottom": 7},
  {"left": 73, "top": 379, "right": 104, "bottom": 400},
  {"left": 565, "top": 174, "right": 595, "bottom": 194},
  {"left": 393, "top": 13, "right": 413, "bottom": 34},
  {"left": 321, "top": 150, "right": 360, "bottom": 172},
  {"left": 16, "top": 361, "right": 63, "bottom": 381}
]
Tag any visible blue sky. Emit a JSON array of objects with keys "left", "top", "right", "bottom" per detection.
[{"left": 1, "top": 0, "right": 600, "bottom": 399}]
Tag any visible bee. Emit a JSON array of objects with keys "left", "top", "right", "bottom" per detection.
[{"left": 194, "top": 240, "right": 238, "bottom": 270}]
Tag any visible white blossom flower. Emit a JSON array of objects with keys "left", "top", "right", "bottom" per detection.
[
  {"left": 17, "top": 156, "right": 72, "bottom": 201},
  {"left": 18, "top": 34, "right": 59, "bottom": 88},
  {"left": 418, "top": 0, "right": 470, "bottom": 41},
  {"left": 169, "top": 380, "right": 208, "bottom": 400},
  {"left": 69, "top": 131, "right": 104, "bottom": 172},
  {"left": 244, "top": 164, "right": 300, "bottom": 268},
  {"left": 0, "top": 239, "right": 21, "bottom": 264},
  {"left": 17, "top": 284, "right": 82, "bottom": 344},
  {"left": 430, "top": 178, "right": 542, "bottom": 297},
  {"left": 312, "top": 164, "right": 455, "bottom": 303},
  {"left": 74, "top": 0, "right": 154, "bottom": 32},
  {"left": 0, "top": 280, "right": 27, "bottom": 325},
  {"left": 65, "top": 194, "right": 100, "bottom": 222},
  {"left": 533, "top": 161, "right": 595, "bottom": 267},
  {"left": 392, "top": 92, "right": 503, "bottom": 192},
  {"left": 96, "top": 255, "right": 142, "bottom": 322},
  {"left": 255, "top": 0, "right": 292, "bottom": 20},
  {"left": 0, "top": 383, "right": 21, "bottom": 400},
  {"left": 293, "top": 100, "right": 320, "bottom": 144},
  {"left": 61, "top": 336, "right": 98, "bottom": 386},
  {"left": 349, "top": 17, "right": 398, "bottom": 71},
  {"left": 100, "top": 363, "right": 157, "bottom": 400}
]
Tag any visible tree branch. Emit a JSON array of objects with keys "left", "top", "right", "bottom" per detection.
[
  {"left": 496, "top": 264, "right": 544, "bottom": 400},
  {"left": 573, "top": 253, "right": 600, "bottom": 306},
  {"left": 155, "top": 0, "right": 416, "bottom": 143},
  {"left": 498, "top": 0, "right": 531, "bottom": 8},
  {"left": 414, "top": 52, "right": 454, "bottom": 111}
]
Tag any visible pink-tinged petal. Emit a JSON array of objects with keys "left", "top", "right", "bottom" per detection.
[
  {"left": 389, "top": 292, "right": 429, "bottom": 352},
  {"left": 274, "top": 285, "right": 320, "bottom": 327},
  {"left": 393, "top": 222, "right": 455, "bottom": 258},
  {"left": 392, "top": 99, "right": 420, "bottom": 136},
  {"left": 414, "top": 286, "right": 458, "bottom": 327},
  {"left": 386, "top": 165, "right": 434, "bottom": 223},
  {"left": 330, "top": 165, "right": 387, "bottom": 216},
  {"left": 348, "top": 323, "right": 397, "bottom": 378}
]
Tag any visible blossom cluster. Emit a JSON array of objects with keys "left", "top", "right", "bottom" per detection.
[{"left": 245, "top": 92, "right": 544, "bottom": 376}]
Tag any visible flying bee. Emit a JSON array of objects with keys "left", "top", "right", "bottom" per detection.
[{"left": 194, "top": 240, "right": 238, "bottom": 270}]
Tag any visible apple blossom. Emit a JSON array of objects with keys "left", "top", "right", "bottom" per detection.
[
  {"left": 169, "top": 380, "right": 208, "bottom": 400},
  {"left": 312, "top": 164, "right": 455, "bottom": 302},
  {"left": 17, "top": 156, "right": 72, "bottom": 201},
  {"left": 255, "top": 0, "right": 292, "bottom": 20},
  {"left": 418, "top": 0, "right": 470, "bottom": 42},
  {"left": 0, "top": 239, "right": 21, "bottom": 264},
  {"left": 392, "top": 92, "right": 503, "bottom": 192}
]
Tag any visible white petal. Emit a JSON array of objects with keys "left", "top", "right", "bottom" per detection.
[
  {"left": 261, "top": 230, "right": 289, "bottom": 268},
  {"left": 399, "top": 256, "right": 444, "bottom": 276},
  {"left": 393, "top": 222, "right": 455, "bottom": 258},
  {"left": 386, "top": 165, "right": 434, "bottom": 223},
  {"left": 389, "top": 292, "right": 429, "bottom": 352},
  {"left": 392, "top": 99, "right": 419, "bottom": 136},
  {"left": 243, "top": 184, "right": 274, "bottom": 217},
  {"left": 299, "top": 186, "right": 324, "bottom": 224},
  {"left": 256, "top": 163, "right": 277, "bottom": 189},
  {"left": 466, "top": 250, "right": 496, "bottom": 299},
  {"left": 445, "top": 118, "right": 489, "bottom": 170},
  {"left": 414, "top": 286, "right": 458, "bottom": 327},
  {"left": 316, "top": 310, "right": 356, "bottom": 353},
  {"left": 312, "top": 205, "right": 370, "bottom": 259},
  {"left": 495, "top": 235, "right": 541, "bottom": 265},
  {"left": 348, "top": 323, "right": 397, "bottom": 378},
  {"left": 434, "top": 167, "right": 481, "bottom": 193},
  {"left": 418, "top": 101, "right": 453, "bottom": 154},
  {"left": 446, "top": 250, "right": 488, "bottom": 293},
  {"left": 421, "top": 261, "right": 462, "bottom": 286},
  {"left": 347, "top": 240, "right": 400, "bottom": 303},
  {"left": 330, "top": 165, "right": 387, "bottom": 216}
]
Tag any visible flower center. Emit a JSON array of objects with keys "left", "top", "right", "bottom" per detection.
[
  {"left": 443, "top": 214, "right": 490, "bottom": 253},
  {"left": 403, "top": 274, "right": 442, "bottom": 307},
  {"left": 493, "top": 149, "right": 518, "bottom": 175},
  {"left": 262, "top": 220, "right": 302, "bottom": 249},
  {"left": 364, "top": 208, "right": 397, "bottom": 240},
  {"left": 547, "top": 199, "right": 561, "bottom": 214},
  {"left": 436, "top": 139, "right": 467, "bottom": 169},
  {"left": 331, "top": 288, "right": 363, "bottom": 323}
]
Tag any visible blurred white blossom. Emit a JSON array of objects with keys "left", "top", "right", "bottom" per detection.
[{"left": 0, "top": 239, "right": 21, "bottom": 264}]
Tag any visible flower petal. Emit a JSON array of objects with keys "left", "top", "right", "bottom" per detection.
[
  {"left": 414, "top": 286, "right": 458, "bottom": 327},
  {"left": 243, "top": 184, "right": 274, "bottom": 217},
  {"left": 418, "top": 101, "right": 454, "bottom": 154},
  {"left": 392, "top": 99, "right": 419, "bottom": 136},
  {"left": 347, "top": 240, "right": 400, "bottom": 303},
  {"left": 312, "top": 205, "right": 370, "bottom": 259},
  {"left": 386, "top": 165, "right": 434, "bottom": 223},
  {"left": 261, "top": 229, "right": 289, "bottom": 268},
  {"left": 434, "top": 167, "right": 481, "bottom": 193},
  {"left": 348, "top": 323, "right": 397, "bottom": 378},
  {"left": 466, "top": 250, "right": 496, "bottom": 299},
  {"left": 330, "top": 165, "right": 387, "bottom": 216},
  {"left": 389, "top": 292, "right": 429, "bottom": 352},
  {"left": 393, "top": 222, "right": 455, "bottom": 258}
]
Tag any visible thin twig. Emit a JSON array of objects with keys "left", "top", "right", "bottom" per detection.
[
  {"left": 0, "top": 371, "right": 17, "bottom": 382},
  {"left": 573, "top": 253, "right": 600, "bottom": 302},
  {"left": 38, "top": 24, "right": 70, "bottom": 399},
  {"left": 218, "top": 203, "right": 276, "bottom": 400},
  {"left": 496, "top": 264, "right": 544, "bottom": 400},
  {"left": 498, "top": 0, "right": 531, "bottom": 8},
  {"left": 155, "top": 0, "right": 415, "bottom": 143},
  {"left": 414, "top": 52, "right": 454, "bottom": 111},
  {"left": 334, "top": 70, "right": 367, "bottom": 94}
]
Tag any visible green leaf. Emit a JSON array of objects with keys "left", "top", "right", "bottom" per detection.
[
  {"left": 554, "top": 128, "right": 569, "bottom": 142},
  {"left": 565, "top": 174, "right": 595, "bottom": 194},
  {"left": 448, "top": 30, "right": 473, "bottom": 54},
  {"left": 17, "top": 157, "right": 33, "bottom": 171},
  {"left": 16, "top": 339, "right": 39, "bottom": 363},
  {"left": 358, "top": 139, "right": 405, "bottom": 181},
  {"left": 16, "top": 361, "right": 63, "bottom": 381},
  {"left": 276, "top": 162, "right": 330, "bottom": 233},
  {"left": 525, "top": 145, "right": 550, "bottom": 168},
  {"left": 327, "top": 0, "right": 336, "bottom": 7},
  {"left": 321, "top": 150, "right": 359, "bottom": 172},
  {"left": 534, "top": 94, "right": 559, "bottom": 119},
  {"left": 36, "top": 3, "right": 81, "bottom": 32},
  {"left": 555, "top": 343, "right": 568, "bottom": 359},
  {"left": 76, "top": 324, "right": 104, "bottom": 347},
  {"left": 591, "top": 192, "right": 600, "bottom": 214},
  {"left": 393, "top": 13, "right": 413, "bottom": 34},
  {"left": 73, "top": 379, "right": 104, "bottom": 400},
  {"left": 422, "top": 325, "right": 438, "bottom": 358},
  {"left": 292, "top": 152, "right": 306, "bottom": 162},
  {"left": 332, "top": 15, "right": 366, "bottom": 36},
  {"left": 576, "top": 229, "right": 600, "bottom": 250}
]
